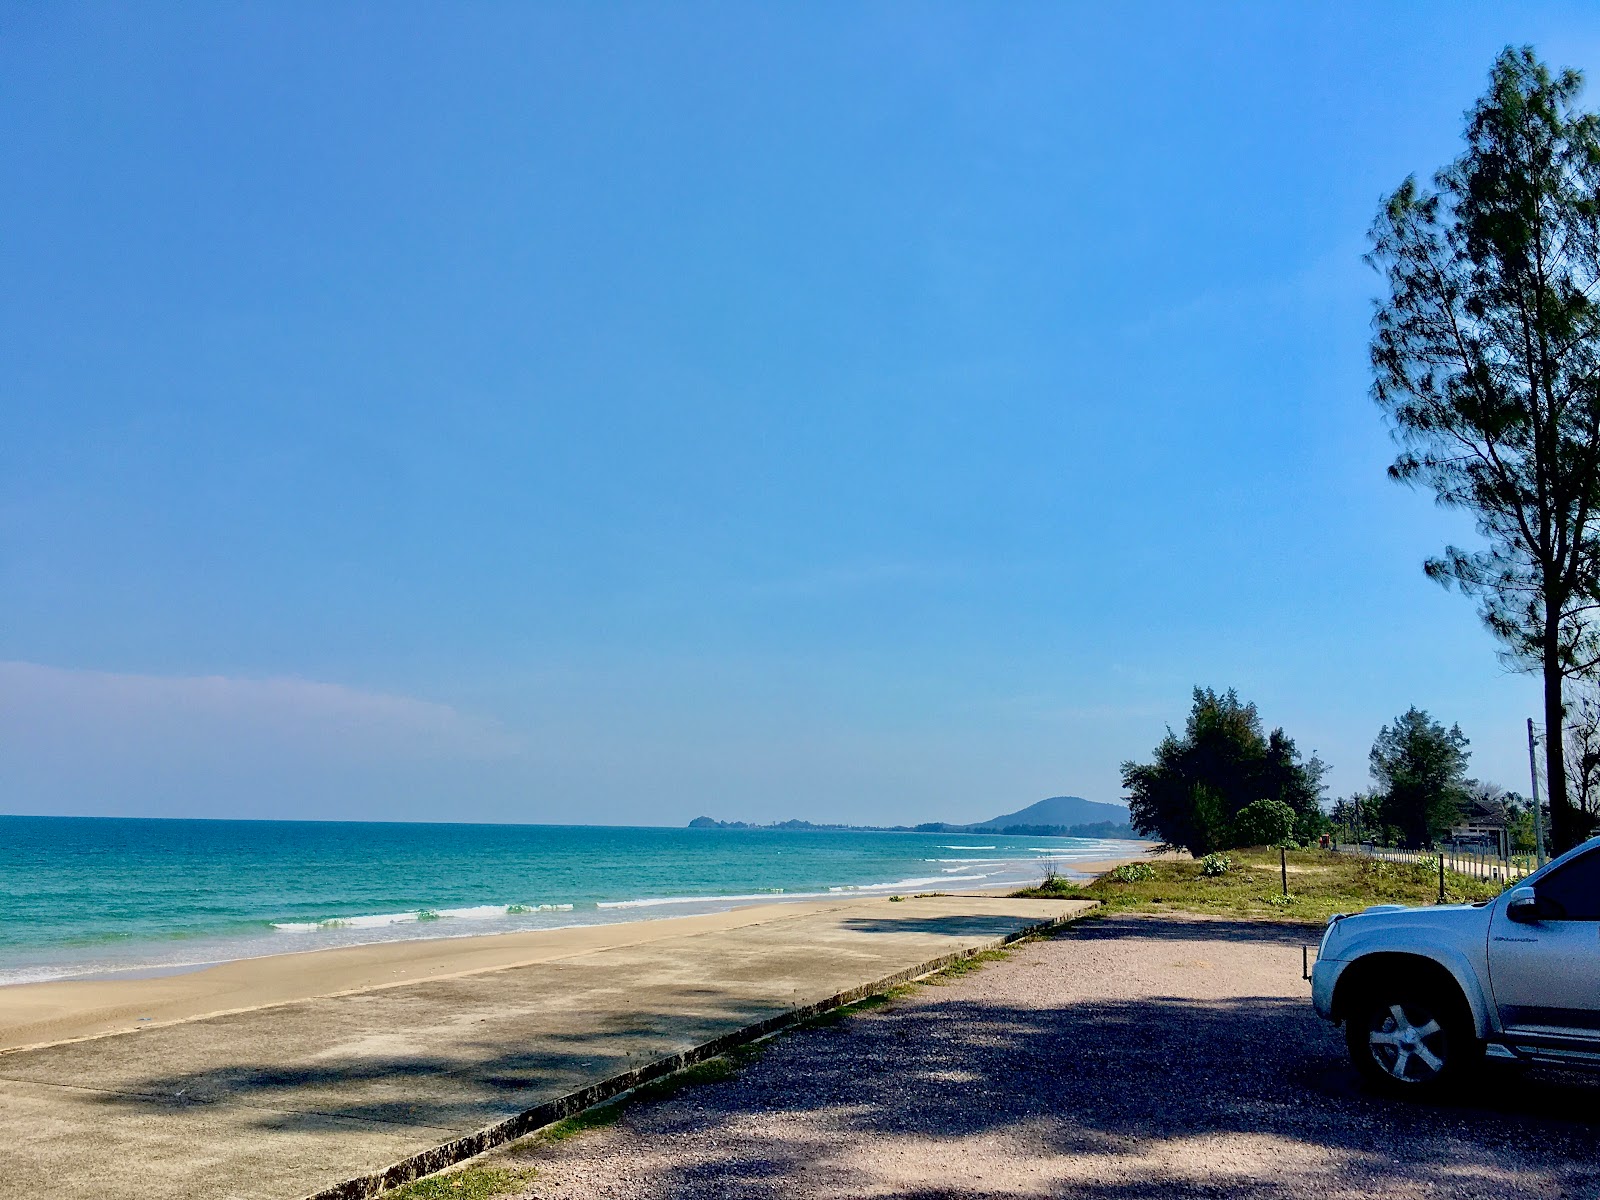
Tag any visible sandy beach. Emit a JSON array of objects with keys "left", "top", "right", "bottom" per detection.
[
  {"left": 0, "top": 844, "right": 1156, "bottom": 1200},
  {"left": 0, "top": 897, "right": 919, "bottom": 1052},
  {"left": 0, "top": 845, "right": 1160, "bottom": 1054},
  {"left": 0, "top": 890, "right": 1094, "bottom": 1200}
]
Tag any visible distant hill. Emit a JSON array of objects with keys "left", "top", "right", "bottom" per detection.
[
  {"left": 688, "top": 794, "right": 1140, "bottom": 841},
  {"left": 970, "top": 795, "right": 1129, "bottom": 831}
]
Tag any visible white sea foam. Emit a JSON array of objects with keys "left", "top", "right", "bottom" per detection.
[
  {"left": 1028, "top": 846, "right": 1106, "bottom": 853},
  {"left": 925, "top": 858, "right": 1005, "bottom": 864},
  {"left": 942, "top": 845, "right": 996, "bottom": 850},
  {"left": 830, "top": 873, "right": 987, "bottom": 891},
  {"left": 271, "top": 902, "right": 573, "bottom": 931},
  {"left": 597, "top": 870, "right": 998, "bottom": 910},
  {"left": 598, "top": 890, "right": 822, "bottom": 910},
  {"left": 272, "top": 911, "right": 429, "bottom": 931}
]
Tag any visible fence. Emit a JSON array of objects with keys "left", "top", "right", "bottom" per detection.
[{"left": 1332, "top": 840, "right": 1533, "bottom": 885}]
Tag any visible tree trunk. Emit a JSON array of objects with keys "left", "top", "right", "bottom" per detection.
[{"left": 1543, "top": 630, "right": 1582, "bottom": 853}]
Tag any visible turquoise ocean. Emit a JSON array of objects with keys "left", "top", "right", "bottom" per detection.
[{"left": 0, "top": 816, "right": 1137, "bottom": 986}]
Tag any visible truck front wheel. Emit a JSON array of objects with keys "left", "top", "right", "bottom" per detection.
[{"left": 1344, "top": 979, "right": 1480, "bottom": 1096}]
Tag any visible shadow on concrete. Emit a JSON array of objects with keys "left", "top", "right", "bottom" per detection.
[
  {"left": 84, "top": 995, "right": 785, "bottom": 1132},
  {"left": 838, "top": 913, "right": 1061, "bottom": 939}
]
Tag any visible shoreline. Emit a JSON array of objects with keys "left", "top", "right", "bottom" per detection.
[
  {"left": 0, "top": 892, "right": 1099, "bottom": 1200},
  {"left": 0, "top": 847, "right": 1158, "bottom": 1053},
  {"left": 2, "top": 835, "right": 1157, "bottom": 989}
]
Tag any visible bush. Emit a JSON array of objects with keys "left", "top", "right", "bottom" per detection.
[
  {"left": 1199, "top": 853, "right": 1234, "bottom": 877},
  {"left": 1231, "top": 798, "right": 1296, "bottom": 847},
  {"left": 1109, "top": 862, "right": 1156, "bottom": 883}
]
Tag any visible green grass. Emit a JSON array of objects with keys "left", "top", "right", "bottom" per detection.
[
  {"left": 797, "top": 989, "right": 903, "bottom": 1028},
  {"left": 1012, "top": 847, "right": 1508, "bottom": 924},
  {"left": 527, "top": 1046, "right": 761, "bottom": 1146},
  {"left": 384, "top": 1165, "right": 537, "bottom": 1200},
  {"left": 923, "top": 946, "right": 1012, "bottom": 982}
]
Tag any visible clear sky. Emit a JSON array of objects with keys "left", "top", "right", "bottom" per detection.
[{"left": 4, "top": 2, "right": 1598, "bottom": 826}]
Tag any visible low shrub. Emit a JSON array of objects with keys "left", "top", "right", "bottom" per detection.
[
  {"left": 1010, "top": 876, "right": 1085, "bottom": 899},
  {"left": 1199, "top": 853, "right": 1234, "bottom": 877},
  {"left": 1231, "top": 798, "right": 1296, "bottom": 848},
  {"left": 1109, "top": 862, "right": 1156, "bottom": 883}
]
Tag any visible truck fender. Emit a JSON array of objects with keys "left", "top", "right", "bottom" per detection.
[{"left": 1330, "top": 938, "right": 1495, "bottom": 1039}]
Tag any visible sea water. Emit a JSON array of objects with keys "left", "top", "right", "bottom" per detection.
[{"left": 0, "top": 815, "right": 1135, "bottom": 985}]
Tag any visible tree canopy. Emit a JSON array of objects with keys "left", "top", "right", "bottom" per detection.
[
  {"left": 1369, "top": 708, "right": 1472, "bottom": 849},
  {"left": 1232, "top": 798, "right": 1297, "bottom": 848},
  {"left": 1368, "top": 46, "right": 1600, "bottom": 852},
  {"left": 1122, "top": 688, "right": 1327, "bottom": 855}
]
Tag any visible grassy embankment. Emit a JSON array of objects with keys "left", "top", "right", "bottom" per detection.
[{"left": 1012, "top": 845, "right": 1508, "bottom": 923}]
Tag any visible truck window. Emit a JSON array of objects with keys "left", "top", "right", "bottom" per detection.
[{"left": 1537, "top": 849, "right": 1600, "bottom": 920}]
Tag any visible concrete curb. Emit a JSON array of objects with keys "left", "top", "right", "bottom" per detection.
[{"left": 301, "top": 903, "right": 1092, "bottom": 1200}]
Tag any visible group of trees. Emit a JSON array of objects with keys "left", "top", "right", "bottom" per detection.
[
  {"left": 1127, "top": 49, "right": 1600, "bottom": 854},
  {"left": 1329, "top": 709, "right": 1525, "bottom": 851},
  {"left": 1331, "top": 776, "right": 1545, "bottom": 854},
  {"left": 1124, "top": 692, "right": 1532, "bottom": 855},
  {"left": 1122, "top": 688, "right": 1328, "bottom": 855}
]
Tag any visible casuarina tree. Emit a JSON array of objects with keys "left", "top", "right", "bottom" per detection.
[
  {"left": 1122, "top": 688, "right": 1327, "bottom": 855},
  {"left": 1369, "top": 708, "right": 1472, "bottom": 849},
  {"left": 1368, "top": 46, "right": 1600, "bottom": 853}
]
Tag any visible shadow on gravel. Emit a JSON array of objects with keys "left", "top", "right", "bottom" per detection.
[
  {"left": 524, "top": 917, "right": 1600, "bottom": 1200},
  {"left": 1065, "top": 915, "right": 1322, "bottom": 945}
]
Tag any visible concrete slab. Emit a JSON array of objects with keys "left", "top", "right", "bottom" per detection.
[{"left": 0, "top": 893, "right": 1093, "bottom": 1200}]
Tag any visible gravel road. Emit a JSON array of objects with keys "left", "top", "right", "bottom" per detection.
[{"left": 493, "top": 914, "right": 1600, "bottom": 1199}]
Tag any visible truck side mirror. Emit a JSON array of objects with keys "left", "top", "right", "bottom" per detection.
[{"left": 1505, "top": 886, "right": 1540, "bottom": 924}]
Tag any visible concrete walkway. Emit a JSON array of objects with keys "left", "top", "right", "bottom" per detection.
[{"left": 0, "top": 893, "right": 1091, "bottom": 1200}]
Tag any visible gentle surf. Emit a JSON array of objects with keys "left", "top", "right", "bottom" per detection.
[{"left": 0, "top": 815, "right": 1139, "bottom": 985}]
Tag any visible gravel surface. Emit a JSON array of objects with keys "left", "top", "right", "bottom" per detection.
[{"left": 492, "top": 914, "right": 1600, "bottom": 1199}]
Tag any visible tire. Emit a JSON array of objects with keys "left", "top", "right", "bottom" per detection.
[{"left": 1344, "top": 976, "right": 1481, "bottom": 1096}]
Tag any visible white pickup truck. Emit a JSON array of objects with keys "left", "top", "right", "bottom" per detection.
[{"left": 1311, "top": 834, "right": 1600, "bottom": 1093}]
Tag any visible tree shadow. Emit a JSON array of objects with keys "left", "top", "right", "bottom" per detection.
[
  {"left": 66, "top": 993, "right": 791, "bottom": 1132},
  {"left": 839, "top": 914, "right": 1068, "bottom": 939},
  {"left": 1063, "top": 915, "right": 1322, "bottom": 945},
  {"left": 517, "top": 946, "right": 1600, "bottom": 1199}
]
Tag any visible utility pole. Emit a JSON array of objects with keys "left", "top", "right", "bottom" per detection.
[{"left": 1528, "top": 718, "right": 1548, "bottom": 868}]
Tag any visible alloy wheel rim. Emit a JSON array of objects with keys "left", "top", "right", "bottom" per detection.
[{"left": 1368, "top": 1003, "right": 1446, "bottom": 1082}]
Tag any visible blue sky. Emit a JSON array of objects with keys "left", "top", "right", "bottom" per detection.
[{"left": 3, "top": 2, "right": 1597, "bottom": 825}]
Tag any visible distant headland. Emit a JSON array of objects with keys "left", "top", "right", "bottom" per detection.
[{"left": 687, "top": 795, "right": 1137, "bottom": 841}]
